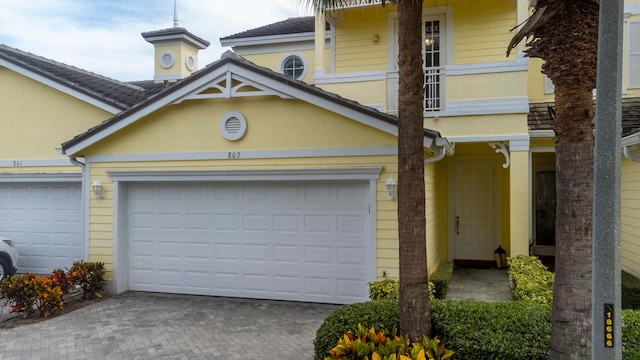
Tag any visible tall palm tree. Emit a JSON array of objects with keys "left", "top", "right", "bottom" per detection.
[
  {"left": 508, "top": 1, "right": 599, "bottom": 358},
  {"left": 304, "top": 0, "right": 431, "bottom": 340}
]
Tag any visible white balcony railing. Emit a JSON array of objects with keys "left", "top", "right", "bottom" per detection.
[{"left": 386, "top": 67, "right": 445, "bottom": 113}]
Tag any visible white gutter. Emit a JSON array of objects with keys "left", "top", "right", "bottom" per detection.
[
  {"left": 622, "top": 133, "right": 640, "bottom": 163},
  {"left": 425, "top": 137, "right": 455, "bottom": 164}
]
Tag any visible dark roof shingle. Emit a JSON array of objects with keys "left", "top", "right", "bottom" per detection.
[
  {"left": 220, "top": 17, "right": 328, "bottom": 41},
  {"left": 529, "top": 98, "right": 640, "bottom": 137},
  {"left": 0, "top": 44, "right": 163, "bottom": 110}
]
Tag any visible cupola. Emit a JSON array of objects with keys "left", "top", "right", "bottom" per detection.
[{"left": 141, "top": 2, "right": 210, "bottom": 82}]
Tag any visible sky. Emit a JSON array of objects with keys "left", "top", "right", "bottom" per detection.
[{"left": 0, "top": 0, "right": 311, "bottom": 81}]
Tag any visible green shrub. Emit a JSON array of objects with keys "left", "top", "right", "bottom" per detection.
[
  {"left": 430, "top": 262, "right": 453, "bottom": 299},
  {"left": 508, "top": 255, "right": 554, "bottom": 305},
  {"left": 314, "top": 299, "right": 399, "bottom": 360},
  {"left": 623, "top": 309, "right": 640, "bottom": 360},
  {"left": 0, "top": 273, "right": 64, "bottom": 317},
  {"left": 66, "top": 261, "right": 107, "bottom": 299},
  {"left": 369, "top": 279, "right": 400, "bottom": 301},
  {"left": 431, "top": 299, "right": 551, "bottom": 360},
  {"left": 622, "top": 271, "right": 640, "bottom": 310}
]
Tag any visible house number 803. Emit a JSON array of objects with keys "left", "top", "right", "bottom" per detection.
[{"left": 227, "top": 152, "right": 240, "bottom": 159}]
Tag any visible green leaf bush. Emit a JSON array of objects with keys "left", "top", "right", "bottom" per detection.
[
  {"left": 369, "top": 262, "right": 453, "bottom": 302},
  {"left": 430, "top": 262, "right": 453, "bottom": 299},
  {"left": 622, "top": 270, "right": 640, "bottom": 310},
  {"left": 314, "top": 299, "right": 399, "bottom": 360},
  {"left": 623, "top": 309, "right": 640, "bottom": 359},
  {"left": 315, "top": 299, "right": 640, "bottom": 360},
  {"left": 431, "top": 299, "right": 551, "bottom": 360},
  {"left": 508, "top": 255, "right": 554, "bottom": 305}
]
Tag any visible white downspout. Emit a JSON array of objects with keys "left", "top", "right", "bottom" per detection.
[
  {"left": 623, "top": 146, "right": 640, "bottom": 163},
  {"left": 424, "top": 145, "right": 446, "bottom": 164},
  {"left": 69, "top": 156, "right": 85, "bottom": 169}
]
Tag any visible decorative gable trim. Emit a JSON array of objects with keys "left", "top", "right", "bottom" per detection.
[{"left": 62, "top": 53, "right": 442, "bottom": 156}]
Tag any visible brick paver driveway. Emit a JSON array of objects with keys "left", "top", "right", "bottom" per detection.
[{"left": 0, "top": 292, "right": 339, "bottom": 360}]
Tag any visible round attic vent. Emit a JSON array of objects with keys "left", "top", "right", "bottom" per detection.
[{"left": 220, "top": 112, "right": 247, "bottom": 141}]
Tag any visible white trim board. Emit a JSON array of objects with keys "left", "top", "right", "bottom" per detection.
[
  {"left": 0, "top": 172, "right": 81, "bottom": 182},
  {"left": 106, "top": 167, "right": 383, "bottom": 182},
  {"left": 0, "top": 158, "right": 76, "bottom": 167},
  {"left": 85, "top": 146, "right": 398, "bottom": 163},
  {"left": 430, "top": 97, "right": 530, "bottom": 117}
]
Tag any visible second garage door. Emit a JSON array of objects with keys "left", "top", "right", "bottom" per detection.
[
  {"left": 0, "top": 182, "right": 83, "bottom": 274},
  {"left": 127, "top": 181, "right": 373, "bottom": 304}
]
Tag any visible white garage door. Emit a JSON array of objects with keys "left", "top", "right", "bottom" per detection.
[
  {"left": 0, "top": 183, "right": 83, "bottom": 274},
  {"left": 127, "top": 181, "right": 373, "bottom": 304}
]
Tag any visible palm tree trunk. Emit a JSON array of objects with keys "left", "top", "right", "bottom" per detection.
[
  {"left": 551, "top": 86, "right": 594, "bottom": 359},
  {"left": 397, "top": 0, "right": 431, "bottom": 341}
]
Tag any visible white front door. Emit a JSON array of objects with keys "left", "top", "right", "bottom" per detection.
[{"left": 453, "top": 160, "right": 496, "bottom": 261}]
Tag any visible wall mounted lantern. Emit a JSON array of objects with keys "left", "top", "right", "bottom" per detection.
[
  {"left": 92, "top": 180, "right": 105, "bottom": 199},
  {"left": 385, "top": 177, "right": 397, "bottom": 200}
]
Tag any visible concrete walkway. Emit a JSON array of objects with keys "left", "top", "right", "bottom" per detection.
[
  {"left": 0, "top": 292, "right": 338, "bottom": 360},
  {"left": 445, "top": 268, "right": 513, "bottom": 302}
]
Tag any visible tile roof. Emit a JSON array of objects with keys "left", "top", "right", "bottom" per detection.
[
  {"left": 220, "top": 17, "right": 328, "bottom": 41},
  {"left": 529, "top": 98, "right": 640, "bottom": 137},
  {"left": 0, "top": 44, "right": 173, "bottom": 111},
  {"left": 61, "top": 51, "right": 441, "bottom": 154}
]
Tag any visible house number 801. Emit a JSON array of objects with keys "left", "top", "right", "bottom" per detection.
[{"left": 227, "top": 152, "right": 240, "bottom": 159}]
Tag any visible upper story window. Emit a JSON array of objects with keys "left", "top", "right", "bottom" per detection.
[
  {"left": 424, "top": 19, "right": 442, "bottom": 110},
  {"left": 630, "top": 22, "right": 640, "bottom": 88},
  {"left": 280, "top": 54, "right": 307, "bottom": 80}
]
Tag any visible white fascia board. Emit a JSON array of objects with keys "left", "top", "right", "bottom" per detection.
[
  {"left": 314, "top": 70, "right": 386, "bottom": 84},
  {"left": 622, "top": 132, "right": 640, "bottom": 147},
  {"left": 0, "top": 58, "right": 122, "bottom": 114},
  {"left": 220, "top": 32, "right": 323, "bottom": 47}
]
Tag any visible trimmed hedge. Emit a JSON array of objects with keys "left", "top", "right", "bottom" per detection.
[
  {"left": 430, "top": 261, "right": 453, "bottom": 299},
  {"left": 313, "top": 299, "right": 399, "bottom": 360},
  {"left": 508, "top": 255, "right": 554, "bottom": 305},
  {"left": 315, "top": 299, "right": 640, "bottom": 360},
  {"left": 431, "top": 299, "right": 551, "bottom": 360},
  {"left": 622, "top": 270, "right": 640, "bottom": 310},
  {"left": 623, "top": 309, "right": 640, "bottom": 359}
]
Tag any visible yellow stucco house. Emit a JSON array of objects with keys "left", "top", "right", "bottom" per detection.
[{"left": 1, "top": 0, "right": 639, "bottom": 304}]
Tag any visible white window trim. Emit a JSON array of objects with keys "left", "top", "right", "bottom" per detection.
[
  {"left": 279, "top": 52, "right": 308, "bottom": 80},
  {"left": 628, "top": 20, "right": 640, "bottom": 89}
]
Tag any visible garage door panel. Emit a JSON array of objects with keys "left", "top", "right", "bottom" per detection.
[
  {"left": 127, "top": 181, "right": 372, "bottom": 304},
  {"left": 0, "top": 183, "right": 83, "bottom": 274}
]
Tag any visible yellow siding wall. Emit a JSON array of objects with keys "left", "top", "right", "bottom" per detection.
[
  {"left": 333, "top": 6, "right": 391, "bottom": 73},
  {"left": 78, "top": 97, "right": 431, "bottom": 280},
  {"left": 0, "top": 67, "right": 113, "bottom": 161},
  {"left": 241, "top": 49, "right": 318, "bottom": 84},
  {"left": 88, "top": 156, "right": 402, "bottom": 280},
  {"left": 622, "top": 157, "right": 640, "bottom": 278},
  {"left": 446, "top": 71, "right": 527, "bottom": 101},
  {"left": 452, "top": 0, "right": 517, "bottom": 64},
  {"left": 423, "top": 114, "right": 529, "bottom": 139},
  {"left": 82, "top": 98, "right": 397, "bottom": 154}
]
